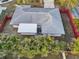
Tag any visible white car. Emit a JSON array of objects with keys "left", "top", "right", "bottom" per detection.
[{"left": 0, "top": 0, "right": 12, "bottom": 4}]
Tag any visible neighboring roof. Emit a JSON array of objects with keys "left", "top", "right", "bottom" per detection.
[
  {"left": 44, "top": 0, "right": 55, "bottom": 8},
  {"left": 10, "top": 6, "right": 65, "bottom": 36},
  {"left": 0, "top": 6, "right": 6, "bottom": 14}
]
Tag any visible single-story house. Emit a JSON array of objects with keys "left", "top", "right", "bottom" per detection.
[{"left": 10, "top": 6, "right": 65, "bottom": 36}]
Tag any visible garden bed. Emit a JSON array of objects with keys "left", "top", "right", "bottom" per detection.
[{"left": 60, "top": 8, "right": 79, "bottom": 38}]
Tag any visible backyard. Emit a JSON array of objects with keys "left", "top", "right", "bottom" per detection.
[{"left": 0, "top": 0, "right": 79, "bottom": 59}]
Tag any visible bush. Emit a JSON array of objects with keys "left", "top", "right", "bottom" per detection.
[
  {"left": 55, "top": 0, "right": 78, "bottom": 8},
  {"left": 0, "top": 34, "right": 66, "bottom": 58},
  {"left": 70, "top": 38, "right": 79, "bottom": 53}
]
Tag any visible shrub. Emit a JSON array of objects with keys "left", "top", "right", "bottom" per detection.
[{"left": 0, "top": 34, "right": 66, "bottom": 58}]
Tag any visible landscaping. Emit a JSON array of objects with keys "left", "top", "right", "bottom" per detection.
[
  {"left": 0, "top": 34, "right": 66, "bottom": 58},
  {"left": 0, "top": 34, "right": 79, "bottom": 59},
  {"left": 0, "top": 0, "right": 79, "bottom": 59}
]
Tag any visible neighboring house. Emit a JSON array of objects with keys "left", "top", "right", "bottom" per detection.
[{"left": 10, "top": 6, "right": 65, "bottom": 36}]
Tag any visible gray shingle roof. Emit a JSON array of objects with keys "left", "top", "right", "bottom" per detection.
[{"left": 10, "top": 7, "right": 65, "bottom": 36}]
